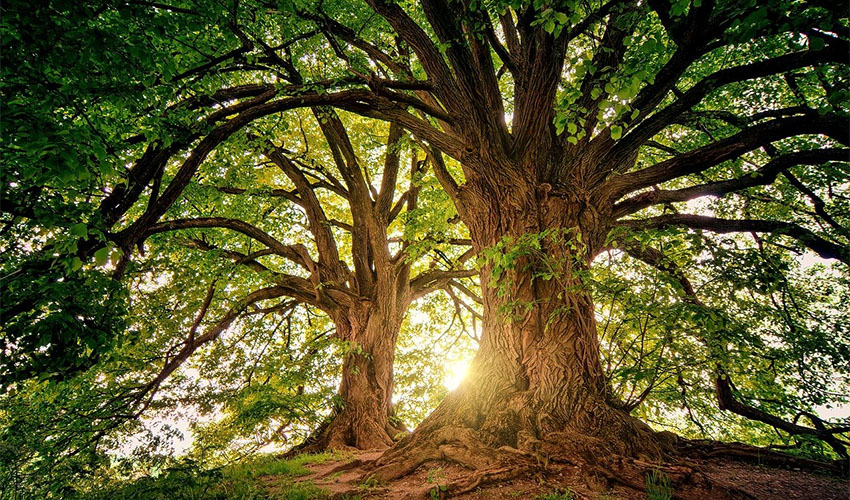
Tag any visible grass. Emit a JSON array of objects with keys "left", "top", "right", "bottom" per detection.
[
  {"left": 225, "top": 452, "right": 341, "bottom": 480},
  {"left": 75, "top": 452, "right": 342, "bottom": 500},
  {"left": 645, "top": 469, "right": 674, "bottom": 500},
  {"left": 537, "top": 488, "right": 575, "bottom": 500}
]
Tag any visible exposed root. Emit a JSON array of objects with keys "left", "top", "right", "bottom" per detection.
[
  {"left": 366, "top": 426, "right": 530, "bottom": 483},
  {"left": 442, "top": 465, "right": 533, "bottom": 497},
  {"left": 678, "top": 439, "right": 848, "bottom": 477},
  {"left": 357, "top": 386, "right": 831, "bottom": 498},
  {"left": 359, "top": 423, "right": 785, "bottom": 499}
]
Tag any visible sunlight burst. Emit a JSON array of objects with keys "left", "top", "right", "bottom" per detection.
[{"left": 443, "top": 358, "right": 471, "bottom": 391}]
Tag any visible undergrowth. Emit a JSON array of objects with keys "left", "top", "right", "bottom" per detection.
[
  {"left": 72, "top": 452, "right": 340, "bottom": 500},
  {"left": 645, "top": 470, "right": 674, "bottom": 500}
]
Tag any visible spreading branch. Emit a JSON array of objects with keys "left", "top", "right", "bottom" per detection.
[
  {"left": 612, "top": 148, "right": 849, "bottom": 218},
  {"left": 618, "top": 214, "right": 850, "bottom": 264}
]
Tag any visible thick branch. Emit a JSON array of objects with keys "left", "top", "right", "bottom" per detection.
[
  {"left": 409, "top": 268, "right": 478, "bottom": 301},
  {"left": 376, "top": 123, "right": 404, "bottom": 219},
  {"left": 605, "top": 44, "right": 847, "bottom": 166},
  {"left": 265, "top": 145, "right": 342, "bottom": 269},
  {"left": 612, "top": 148, "right": 849, "bottom": 217},
  {"left": 145, "top": 217, "right": 317, "bottom": 270},
  {"left": 605, "top": 115, "right": 849, "bottom": 200},
  {"left": 181, "top": 238, "right": 320, "bottom": 305},
  {"left": 619, "top": 214, "right": 850, "bottom": 264}
]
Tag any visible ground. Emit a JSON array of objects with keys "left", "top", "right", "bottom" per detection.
[
  {"left": 274, "top": 449, "right": 848, "bottom": 500},
  {"left": 87, "top": 447, "right": 845, "bottom": 499}
]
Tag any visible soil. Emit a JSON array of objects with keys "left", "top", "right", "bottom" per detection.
[{"left": 288, "top": 449, "right": 848, "bottom": 500}]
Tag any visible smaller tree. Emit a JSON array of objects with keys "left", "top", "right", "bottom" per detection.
[{"left": 136, "top": 108, "right": 476, "bottom": 451}]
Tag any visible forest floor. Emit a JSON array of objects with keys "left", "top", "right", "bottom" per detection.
[{"left": 273, "top": 448, "right": 849, "bottom": 500}]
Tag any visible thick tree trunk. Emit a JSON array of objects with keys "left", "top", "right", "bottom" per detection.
[
  {"left": 295, "top": 277, "right": 410, "bottom": 453},
  {"left": 322, "top": 306, "right": 406, "bottom": 450},
  {"left": 371, "top": 172, "right": 664, "bottom": 482}
]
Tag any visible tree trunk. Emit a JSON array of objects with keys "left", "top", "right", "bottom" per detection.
[
  {"left": 295, "top": 282, "right": 409, "bottom": 453},
  {"left": 371, "top": 171, "right": 664, "bottom": 481}
]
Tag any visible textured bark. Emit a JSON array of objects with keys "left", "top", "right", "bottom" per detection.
[
  {"left": 370, "top": 165, "right": 665, "bottom": 484},
  {"left": 301, "top": 292, "right": 409, "bottom": 452}
]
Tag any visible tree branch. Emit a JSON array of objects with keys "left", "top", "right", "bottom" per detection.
[
  {"left": 604, "top": 44, "right": 848, "bottom": 167},
  {"left": 264, "top": 144, "right": 343, "bottom": 270},
  {"left": 145, "top": 217, "right": 317, "bottom": 270},
  {"left": 409, "top": 268, "right": 479, "bottom": 301},
  {"left": 619, "top": 214, "right": 850, "bottom": 264},
  {"left": 612, "top": 148, "right": 849, "bottom": 217},
  {"left": 605, "top": 115, "right": 849, "bottom": 200}
]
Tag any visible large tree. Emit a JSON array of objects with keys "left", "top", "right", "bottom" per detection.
[
  {"left": 291, "top": 0, "right": 849, "bottom": 485},
  {"left": 2, "top": 0, "right": 848, "bottom": 494}
]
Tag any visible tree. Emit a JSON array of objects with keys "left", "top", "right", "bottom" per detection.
[
  {"left": 2, "top": 0, "right": 848, "bottom": 495},
  {"left": 2, "top": 0, "right": 478, "bottom": 453},
  {"left": 134, "top": 108, "right": 476, "bottom": 451},
  {"left": 299, "top": 0, "right": 847, "bottom": 487}
]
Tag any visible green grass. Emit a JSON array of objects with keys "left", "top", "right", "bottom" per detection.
[
  {"left": 267, "top": 482, "right": 329, "bottom": 500},
  {"left": 74, "top": 452, "right": 341, "bottom": 500},
  {"left": 224, "top": 452, "right": 340, "bottom": 480},
  {"left": 537, "top": 488, "right": 575, "bottom": 500},
  {"left": 645, "top": 470, "right": 674, "bottom": 500}
]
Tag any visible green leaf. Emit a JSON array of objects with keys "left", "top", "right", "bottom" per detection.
[
  {"left": 610, "top": 125, "right": 623, "bottom": 140},
  {"left": 94, "top": 247, "right": 110, "bottom": 267},
  {"left": 70, "top": 223, "right": 87, "bottom": 238}
]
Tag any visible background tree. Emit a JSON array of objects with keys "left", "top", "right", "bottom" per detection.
[{"left": 134, "top": 107, "right": 476, "bottom": 451}]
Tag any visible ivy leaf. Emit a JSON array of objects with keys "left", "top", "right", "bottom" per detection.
[{"left": 70, "top": 223, "right": 87, "bottom": 238}]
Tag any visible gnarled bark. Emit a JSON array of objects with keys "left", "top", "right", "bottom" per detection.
[
  {"left": 298, "top": 295, "right": 409, "bottom": 452},
  {"left": 370, "top": 173, "right": 666, "bottom": 486}
]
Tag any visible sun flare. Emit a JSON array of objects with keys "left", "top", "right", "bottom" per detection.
[{"left": 443, "top": 358, "right": 471, "bottom": 391}]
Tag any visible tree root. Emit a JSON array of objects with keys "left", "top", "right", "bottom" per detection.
[
  {"left": 441, "top": 465, "right": 533, "bottom": 497},
  {"left": 357, "top": 425, "right": 799, "bottom": 499},
  {"left": 366, "top": 426, "right": 495, "bottom": 482},
  {"left": 678, "top": 439, "right": 847, "bottom": 477}
]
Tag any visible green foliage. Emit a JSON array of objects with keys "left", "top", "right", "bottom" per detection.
[
  {"left": 0, "top": 0, "right": 248, "bottom": 386},
  {"left": 481, "top": 227, "right": 588, "bottom": 320},
  {"left": 425, "top": 467, "right": 448, "bottom": 499},
  {"left": 0, "top": 262, "right": 128, "bottom": 386},
  {"left": 2, "top": 0, "right": 849, "bottom": 496},
  {"left": 68, "top": 453, "right": 335, "bottom": 500},
  {"left": 594, "top": 230, "right": 850, "bottom": 459}
]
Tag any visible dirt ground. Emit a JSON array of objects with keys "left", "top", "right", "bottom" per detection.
[{"left": 290, "top": 449, "right": 849, "bottom": 500}]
